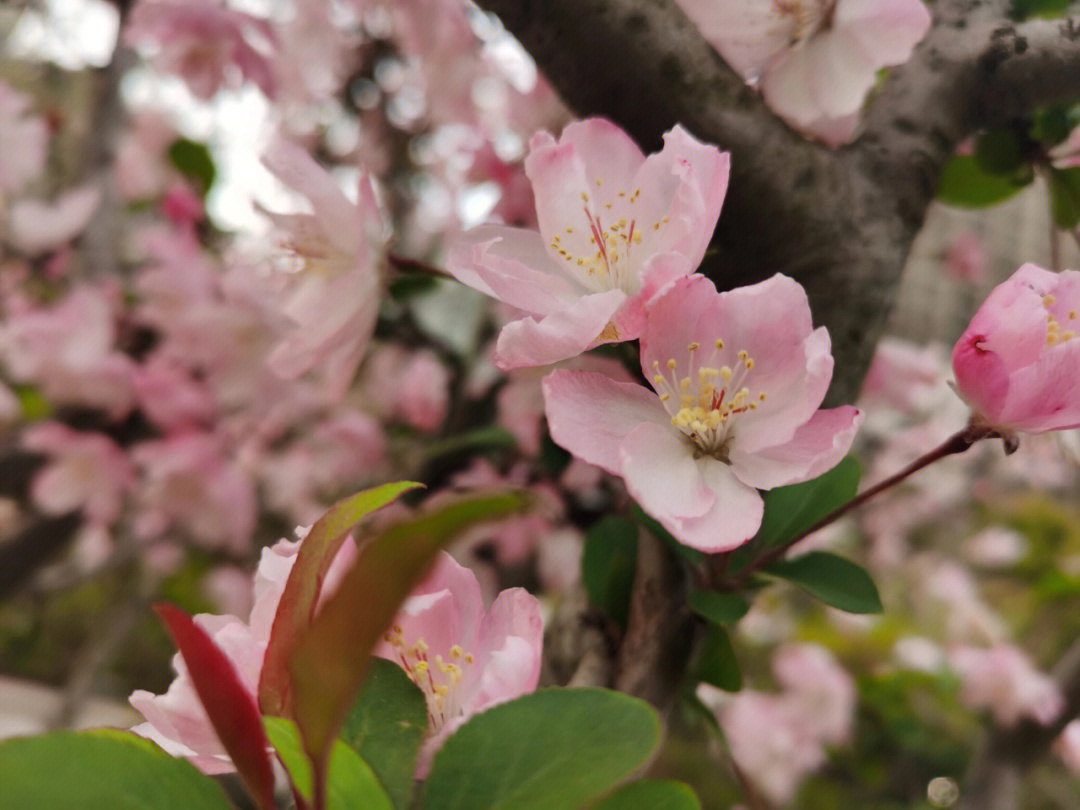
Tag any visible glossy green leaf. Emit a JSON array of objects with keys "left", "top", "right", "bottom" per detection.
[
  {"left": 265, "top": 717, "right": 393, "bottom": 810},
  {"left": 729, "top": 456, "right": 860, "bottom": 574},
  {"left": 697, "top": 625, "right": 742, "bottom": 692},
  {"left": 422, "top": 688, "right": 661, "bottom": 810},
  {"left": 582, "top": 515, "right": 639, "bottom": 627},
  {"left": 289, "top": 490, "right": 529, "bottom": 776},
  {"left": 936, "top": 154, "right": 1030, "bottom": 208},
  {"left": 340, "top": 658, "right": 428, "bottom": 809},
  {"left": 167, "top": 138, "right": 216, "bottom": 195},
  {"left": 1011, "top": 0, "right": 1074, "bottom": 19},
  {"left": 687, "top": 590, "right": 750, "bottom": 625},
  {"left": 767, "top": 551, "right": 883, "bottom": 614},
  {"left": 1049, "top": 167, "right": 1080, "bottom": 229},
  {"left": 0, "top": 730, "right": 231, "bottom": 810},
  {"left": 1032, "top": 106, "right": 1073, "bottom": 146},
  {"left": 590, "top": 780, "right": 701, "bottom": 810},
  {"left": 260, "top": 481, "right": 424, "bottom": 717}
]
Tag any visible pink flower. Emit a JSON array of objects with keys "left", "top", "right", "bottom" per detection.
[
  {"left": 944, "top": 232, "right": 988, "bottom": 283},
  {"left": 131, "top": 527, "right": 358, "bottom": 774},
  {"left": 677, "top": 0, "right": 931, "bottom": 146},
  {"left": 261, "top": 140, "right": 387, "bottom": 399},
  {"left": 361, "top": 344, "right": 450, "bottom": 433},
  {"left": 7, "top": 185, "right": 101, "bottom": 256},
  {"left": 23, "top": 422, "right": 135, "bottom": 525},
  {"left": 543, "top": 274, "right": 861, "bottom": 552},
  {"left": 952, "top": 264, "right": 1080, "bottom": 437},
  {"left": 0, "top": 81, "right": 47, "bottom": 195},
  {"left": 949, "top": 643, "right": 1063, "bottom": 727},
  {"left": 375, "top": 552, "right": 543, "bottom": 776},
  {"left": 124, "top": 0, "right": 278, "bottom": 99},
  {"left": 448, "top": 118, "right": 729, "bottom": 368}
]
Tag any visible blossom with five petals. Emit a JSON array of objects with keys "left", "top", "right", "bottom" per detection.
[
  {"left": 448, "top": 118, "right": 729, "bottom": 368},
  {"left": 952, "top": 264, "right": 1080, "bottom": 438},
  {"left": 542, "top": 274, "right": 861, "bottom": 552},
  {"left": 375, "top": 552, "right": 543, "bottom": 776},
  {"left": 676, "top": 0, "right": 931, "bottom": 146}
]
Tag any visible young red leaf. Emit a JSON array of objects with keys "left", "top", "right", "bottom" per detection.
[
  {"left": 260, "top": 481, "right": 423, "bottom": 718},
  {"left": 154, "top": 603, "right": 277, "bottom": 810},
  {"left": 287, "top": 491, "right": 529, "bottom": 799}
]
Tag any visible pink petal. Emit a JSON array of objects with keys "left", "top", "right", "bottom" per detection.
[
  {"left": 661, "top": 459, "right": 765, "bottom": 553},
  {"left": 951, "top": 332, "right": 1011, "bottom": 424},
  {"left": 468, "top": 587, "right": 543, "bottom": 711},
  {"left": 835, "top": 0, "right": 932, "bottom": 66},
  {"left": 551, "top": 118, "right": 647, "bottom": 193},
  {"left": 729, "top": 406, "right": 863, "bottom": 489},
  {"left": 542, "top": 370, "right": 669, "bottom": 474},
  {"left": 999, "top": 340, "right": 1080, "bottom": 433},
  {"left": 620, "top": 422, "right": 716, "bottom": 520},
  {"left": 262, "top": 140, "right": 357, "bottom": 251},
  {"left": 676, "top": 0, "right": 791, "bottom": 80},
  {"left": 495, "top": 288, "right": 627, "bottom": 369},
  {"left": 447, "top": 225, "right": 581, "bottom": 316}
]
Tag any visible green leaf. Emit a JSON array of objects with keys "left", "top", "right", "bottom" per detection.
[
  {"left": 936, "top": 154, "right": 1030, "bottom": 208},
  {"left": 582, "top": 516, "right": 639, "bottom": 627},
  {"left": 975, "top": 128, "right": 1025, "bottom": 176},
  {"left": 260, "top": 481, "right": 424, "bottom": 717},
  {"left": 697, "top": 625, "right": 742, "bottom": 692},
  {"left": 767, "top": 551, "right": 883, "bottom": 614},
  {"left": 729, "top": 456, "right": 860, "bottom": 574},
  {"left": 423, "top": 688, "right": 661, "bottom": 810},
  {"left": 687, "top": 590, "right": 750, "bottom": 625},
  {"left": 15, "top": 385, "right": 52, "bottom": 421},
  {"left": 340, "top": 658, "right": 428, "bottom": 809},
  {"left": 590, "top": 780, "right": 701, "bottom": 810},
  {"left": 265, "top": 717, "right": 393, "bottom": 810},
  {"left": 1011, "top": 0, "right": 1074, "bottom": 19},
  {"left": 289, "top": 490, "right": 530, "bottom": 776},
  {"left": 0, "top": 729, "right": 231, "bottom": 810},
  {"left": 1049, "top": 167, "right": 1080, "bottom": 229},
  {"left": 167, "top": 138, "right": 216, "bottom": 195},
  {"left": 1032, "top": 106, "right": 1073, "bottom": 146}
]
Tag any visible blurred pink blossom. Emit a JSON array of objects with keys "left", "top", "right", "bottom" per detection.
[
  {"left": 124, "top": 0, "right": 279, "bottom": 99},
  {"left": 949, "top": 643, "right": 1064, "bottom": 726},
  {"left": 944, "top": 232, "right": 988, "bottom": 283},
  {"left": 0, "top": 81, "right": 48, "bottom": 195},
  {"left": 7, "top": 185, "right": 101, "bottom": 256},
  {"left": 677, "top": 0, "right": 931, "bottom": 146}
]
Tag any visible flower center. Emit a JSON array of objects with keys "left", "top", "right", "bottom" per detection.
[
  {"left": 549, "top": 183, "right": 670, "bottom": 295},
  {"left": 651, "top": 340, "right": 766, "bottom": 461},
  {"left": 1043, "top": 294, "right": 1078, "bottom": 346},
  {"left": 775, "top": 0, "right": 836, "bottom": 43},
  {"left": 384, "top": 626, "right": 475, "bottom": 729}
]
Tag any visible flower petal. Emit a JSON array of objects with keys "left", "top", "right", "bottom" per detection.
[
  {"left": 620, "top": 422, "right": 715, "bottom": 520},
  {"left": 543, "top": 369, "right": 669, "bottom": 474},
  {"left": 662, "top": 459, "right": 765, "bottom": 553},
  {"left": 495, "top": 288, "right": 627, "bottom": 369},
  {"left": 729, "top": 406, "right": 863, "bottom": 489}
]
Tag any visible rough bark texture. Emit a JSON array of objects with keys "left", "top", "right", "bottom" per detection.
[{"left": 473, "top": 0, "right": 1080, "bottom": 717}]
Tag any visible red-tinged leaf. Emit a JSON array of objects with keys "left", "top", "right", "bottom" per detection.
[
  {"left": 154, "top": 604, "right": 277, "bottom": 810},
  {"left": 260, "top": 481, "right": 424, "bottom": 718},
  {"left": 288, "top": 491, "right": 530, "bottom": 791}
]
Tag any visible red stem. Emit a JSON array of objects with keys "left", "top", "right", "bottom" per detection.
[{"left": 725, "top": 423, "right": 994, "bottom": 589}]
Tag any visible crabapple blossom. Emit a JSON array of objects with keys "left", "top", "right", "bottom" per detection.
[
  {"left": 7, "top": 185, "right": 101, "bottom": 256},
  {"left": 676, "top": 0, "right": 931, "bottom": 146},
  {"left": 448, "top": 118, "right": 729, "bottom": 368},
  {"left": 375, "top": 552, "right": 543, "bottom": 776},
  {"left": 543, "top": 274, "right": 861, "bottom": 552},
  {"left": 949, "top": 643, "right": 1064, "bottom": 727},
  {"left": 952, "top": 264, "right": 1080, "bottom": 438},
  {"left": 124, "top": 0, "right": 279, "bottom": 100},
  {"left": 0, "top": 81, "right": 47, "bottom": 196},
  {"left": 260, "top": 139, "right": 388, "bottom": 399}
]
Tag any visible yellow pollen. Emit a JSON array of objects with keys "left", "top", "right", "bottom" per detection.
[
  {"left": 581, "top": 192, "right": 589, "bottom": 203},
  {"left": 450, "top": 645, "right": 463, "bottom": 659},
  {"left": 465, "top": 653, "right": 474, "bottom": 664},
  {"left": 759, "top": 392, "right": 767, "bottom": 400},
  {"left": 595, "top": 178, "right": 602, "bottom": 186},
  {"left": 715, "top": 338, "right": 724, "bottom": 349},
  {"left": 738, "top": 350, "right": 749, "bottom": 361},
  {"left": 720, "top": 366, "right": 733, "bottom": 381},
  {"left": 680, "top": 377, "right": 692, "bottom": 392},
  {"left": 688, "top": 342, "right": 700, "bottom": 351},
  {"left": 392, "top": 624, "right": 403, "bottom": 634},
  {"left": 660, "top": 392, "right": 670, "bottom": 401},
  {"left": 1044, "top": 294, "right": 1057, "bottom": 305},
  {"left": 667, "top": 359, "right": 677, "bottom": 370},
  {"left": 414, "top": 661, "right": 429, "bottom": 674},
  {"left": 1070, "top": 311, "right": 1077, "bottom": 319},
  {"left": 745, "top": 358, "right": 755, "bottom": 370},
  {"left": 435, "top": 685, "right": 449, "bottom": 697},
  {"left": 415, "top": 639, "right": 428, "bottom": 653}
]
